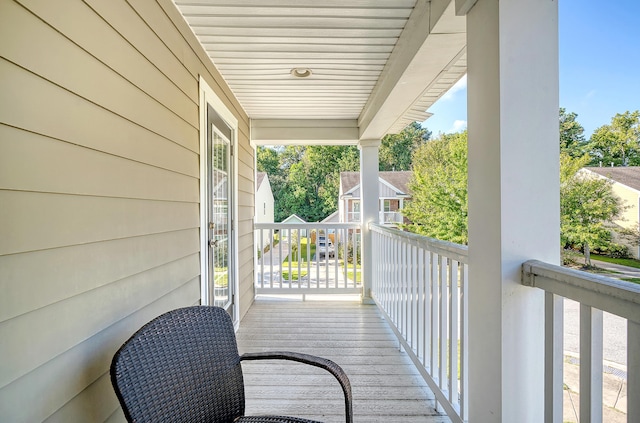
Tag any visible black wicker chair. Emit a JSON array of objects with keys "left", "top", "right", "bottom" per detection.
[{"left": 111, "top": 306, "right": 353, "bottom": 423}]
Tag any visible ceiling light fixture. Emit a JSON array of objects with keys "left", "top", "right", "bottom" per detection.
[{"left": 290, "top": 68, "right": 312, "bottom": 78}]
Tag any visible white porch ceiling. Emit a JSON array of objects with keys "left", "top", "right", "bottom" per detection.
[{"left": 173, "top": 0, "right": 466, "bottom": 143}]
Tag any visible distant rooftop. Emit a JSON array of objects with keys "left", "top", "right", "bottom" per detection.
[
  {"left": 585, "top": 166, "right": 640, "bottom": 192},
  {"left": 340, "top": 171, "right": 412, "bottom": 194},
  {"left": 256, "top": 172, "right": 266, "bottom": 190}
]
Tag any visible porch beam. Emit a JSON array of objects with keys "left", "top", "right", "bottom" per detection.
[
  {"left": 467, "top": 0, "right": 559, "bottom": 421},
  {"left": 250, "top": 119, "right": 358, "bottom": 146},
  {"left": 358, "top": 0, "right": 466, "bottom": 140},
  {"left": 359, "top": 139, "right": 380, "bottom": 304},
  {"left": 455, "top": 0, "right": 479, "bottom": 16}
]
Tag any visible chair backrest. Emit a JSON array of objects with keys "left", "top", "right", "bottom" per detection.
[{"left": 111, "top": 306, "right": 245, "bottom": 422}]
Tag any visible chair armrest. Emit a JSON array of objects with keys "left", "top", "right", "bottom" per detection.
[{"left": 240, "top": 351, "right": 352, "bottom": 423}]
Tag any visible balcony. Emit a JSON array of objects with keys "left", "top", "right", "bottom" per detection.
[
  {"left": 379, "top": 211, "right": 404, "bottom": 225},
  {"left": 255, "top": 222, "right": 638, "bottom": 423}
]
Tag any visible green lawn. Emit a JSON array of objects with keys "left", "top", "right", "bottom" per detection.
[
  {"left": 285, "top": 238, "right": 316, "bottom": 262},
  {"left": 591, "top": 255, "right": 640, "bottom": 269},
  {"left": 346, "top": 270, "right": 362, "bottom": 283},
  {"left": 621, "top": 277, "right": 640, "bottom": 284},
  {"left": 281, "top": 266, "right": 307, "bottom": 281}
]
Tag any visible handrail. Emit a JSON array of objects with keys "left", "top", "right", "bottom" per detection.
[
  {"left": 370, "top": 223, "right": 468, "bottom": 264},
  {"left": 255, "top": 222, "right": 359, "bottom": 230},
  {"left": 522, "top": 259, "right": 640, "bottom": 322}
]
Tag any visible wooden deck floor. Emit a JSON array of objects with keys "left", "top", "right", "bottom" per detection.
[{"left": 236, "top": 299, "right": 450, "bottom": 423}]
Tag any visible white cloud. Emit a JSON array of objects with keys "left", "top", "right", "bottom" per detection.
[
  {"left": 440, "top": 74, "right": 467, "bottom": 101},
  {"left": 450, "top": 120, "right": 467, "bottom": 132}
]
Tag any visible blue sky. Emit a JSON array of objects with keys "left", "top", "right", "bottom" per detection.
[{"left": 423, "top": 0, "right": 640, "bottom": 139}]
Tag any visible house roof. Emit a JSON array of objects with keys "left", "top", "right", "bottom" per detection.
[
  {"left": 585, "top": 167, "right": 640, "bottom": 192},
  {"left": 172, "top": 1, "right": 466, "bottom": 142},
  {"left": 322, "top": 210, "right": 340, "bottom": 223},
  {"left": 340, "top": 171, "right": 412, "bottom": 196},
  {"left": 256, "top": 172, "right": 267, "bottom": 190},
  {"left": 281, "top": 213, "right": 307, "bottom": 224}
]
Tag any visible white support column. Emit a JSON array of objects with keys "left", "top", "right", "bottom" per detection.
[
  {"left": 359, "top": 139, "right": 380, "bottom": 304},
  {"left": 466, "top": 0, "right": 559, "bottom": 421}
]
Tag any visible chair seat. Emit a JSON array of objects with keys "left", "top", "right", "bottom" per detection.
[{"left": 235, "top": 416, "right": 322, "bottom": 423}]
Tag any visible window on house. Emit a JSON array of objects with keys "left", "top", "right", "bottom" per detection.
[{"left": 263, "top": 202, "right": 266, "bottom": 216}]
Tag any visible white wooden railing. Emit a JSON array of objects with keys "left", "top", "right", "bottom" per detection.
[
  {"left": 254, "top": 223, "right": 362, "bottom": 295},
  {"left": 522, "top": 260, "right": 640, "bottom": 423},
  {"left": 370, "top": 223, "right": 469, "bottom": 423}
]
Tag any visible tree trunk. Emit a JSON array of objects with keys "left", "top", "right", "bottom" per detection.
[{"left": 584, "top": 242, "right": 591, "bottom": 266}]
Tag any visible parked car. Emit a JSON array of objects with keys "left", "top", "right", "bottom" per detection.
[{"left": 317, "top": 237, "right": 335, "bottom": 258}]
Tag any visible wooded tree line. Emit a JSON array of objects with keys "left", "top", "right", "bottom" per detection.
[{"left": 257, "top": 122, "right": 431, "bottom": 222}]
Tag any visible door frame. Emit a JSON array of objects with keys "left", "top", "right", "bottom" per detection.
[{"left": 199, "top": 76, "right": 239, "bottom": 326}]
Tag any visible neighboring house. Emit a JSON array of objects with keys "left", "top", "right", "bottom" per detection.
[
  {"left": 281, "top": 213, "right": 308, "bottom": 236},
  {"left": 339, "top": 171, "right": 412, "bottom": 225},
  {"left": 583, "top": 167, "right": 640, "bottom": 258},
  {"left": 254, "top": 172, "right": 274, "bottom": 250}
]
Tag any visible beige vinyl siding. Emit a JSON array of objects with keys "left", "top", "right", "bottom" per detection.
[
  {"left": 610, "top": 182, "right": 640, "bottom": 258},
  {"left": 0, "top": 0, "right": 254, "bottom": 422}
]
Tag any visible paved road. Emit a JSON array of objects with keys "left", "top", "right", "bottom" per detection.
[{"left": 563, "top": 299, "right": 627, "bottom": 366}]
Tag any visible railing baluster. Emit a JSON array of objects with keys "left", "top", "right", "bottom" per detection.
[
  {"left": 580, "top": 304, "right": 603, "bottom": 423},
  {"left": 297, "top": 229, "right": 301, "bottom": 287},
  {"left": 403, "top": 241, "right": 408, "bottom": 341},
  {"left": 545, "top": 292, "right": 563, "bottom": 423},
  {"left": 431, "top": 252, "right": 439, "bottom": 389},
  {"left": 424, "top": 248, "right": 431, "bottom": 370},
  {"left": 418, "top": 246, "right": 425, "bottom": 364},
  {"left": 411, "top": 245, "right": 420, "bottom": 354},
  {"left": 439, "top": 255, "right": 448, "bottom": 408},
  {"left": 269, "top": 228, "right": 274, "bottom": 289},
  {"left": 258, "top": 229, "right": 264, "bottom": 288},
  {"left": 316, "top": 226, "right": 320, "bottom": 287},
  {"left": 334, "top": 231, "right": 339, "bottom": 288},
  {"left": 394, "top": 237, "right": 400, "bottom": 328},
  {"left": 449, "top": 259, "right": 459, "bottom": 407},
  {"left": 460, "top": 263, "right": 469, "bottom": 421},
  {"left": 287, "top": 228, "right": 292, "bottom": 285},
  {"left": 629, "top": 320, "right": 640, "bottom": 423}
]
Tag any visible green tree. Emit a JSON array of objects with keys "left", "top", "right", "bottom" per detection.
[
  {"left": 560, "top": 152, "right": 623, "bottom": 264},
  {"left": 257, "top": 146, "right": 289, "bottom": 221},
  {"left": 256, "top": 146, "right": 281, "bottom": 176},
  {"left": 279, "top": 145, "right": 359, "bottom": 222},
  {"left": 403, "top": 131, "right": 468, "bottom": 244},
  {"left": 586, "top": 110, "right": 640, "bottom": 166},
  {"left": 379, "top": 122, "right": 431, "bottom": 171},
  {"left": 559, "top": 107, "right": 586, "bottom": 157},
  {"left": 402, "top": 130, "right": 624, "bottom": 261}
]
